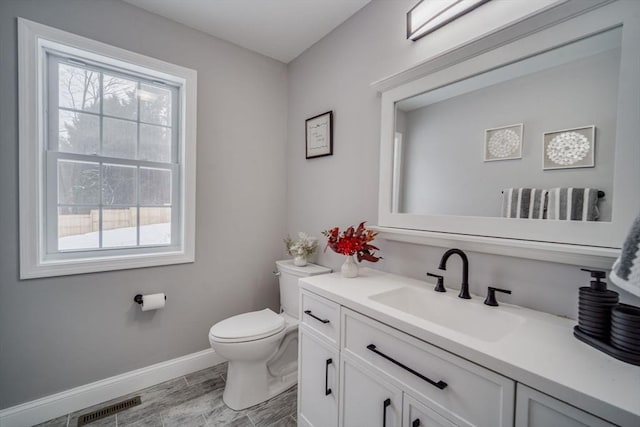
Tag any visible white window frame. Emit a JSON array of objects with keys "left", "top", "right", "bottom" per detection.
[{"left": 18, "top": 18, "right": 197, "bottom": 279}]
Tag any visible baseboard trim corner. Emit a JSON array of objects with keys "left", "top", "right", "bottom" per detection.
[{"left": 0, "top": 348, "right": 224, "bottom": 427}]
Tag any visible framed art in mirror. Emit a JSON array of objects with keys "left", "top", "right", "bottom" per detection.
[{"left": 542, "top": 126, "right": 596, "bottom": 170}]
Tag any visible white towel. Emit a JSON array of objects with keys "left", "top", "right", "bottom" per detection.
[{"left": 610, "top": 212, "right": 640, "bottom": 297}]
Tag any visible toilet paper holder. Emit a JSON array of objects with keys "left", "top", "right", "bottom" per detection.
[{"left": 134, "top": 294, "right": 167, "bottom": 304}]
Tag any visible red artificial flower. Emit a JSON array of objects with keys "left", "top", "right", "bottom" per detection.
[{"left": 322, "top": 221, "right": 382, "bottom": 263}]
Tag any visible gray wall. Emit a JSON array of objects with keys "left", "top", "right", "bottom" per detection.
[
  {"left": 287, "top": 1, "right": 640, "bottom": 320},
  {"left": 401, "top": 48, "right": 619, "bottom": 220},
  {"left": 0, "top": 0, "right": 287, "bottom": 409}
]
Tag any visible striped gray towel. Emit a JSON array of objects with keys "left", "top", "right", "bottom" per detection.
[
  {"left": 501, "top": 188, "right": 548, "bottom": 219},
  {"left": 546, "top": 188, "right": 600, "bottom": 221},
  {"left": 610, "top": 211, "right": 640, "bottom": 297}
]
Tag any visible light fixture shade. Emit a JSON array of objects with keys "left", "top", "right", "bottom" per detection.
[{"left": 407, "top": 0, "right": 491, "bottom": 41}]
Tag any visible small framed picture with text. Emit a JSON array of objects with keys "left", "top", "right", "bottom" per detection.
[{"left": 306, "top": 111, "right": 333, "bottom": 159}]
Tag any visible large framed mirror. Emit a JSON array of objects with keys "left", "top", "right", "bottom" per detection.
[{"left": 375, "top": 1, "right": 640, "bottom": 267}]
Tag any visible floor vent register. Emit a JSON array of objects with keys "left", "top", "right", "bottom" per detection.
[{"left": 77, "top": 396, "right": 142, "bottom": 426}]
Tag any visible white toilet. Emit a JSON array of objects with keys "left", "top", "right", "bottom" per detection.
[{"left": 208, "top": 260, "right": 331, "bottom": 410}]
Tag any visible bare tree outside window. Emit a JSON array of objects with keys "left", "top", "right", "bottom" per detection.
[{"left": 54, "top": 59, "right": 174, "bottom": 250}]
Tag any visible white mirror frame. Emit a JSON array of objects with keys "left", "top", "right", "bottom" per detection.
[{"left": 374, "top": 0, "right": 640, "bottom": 268}]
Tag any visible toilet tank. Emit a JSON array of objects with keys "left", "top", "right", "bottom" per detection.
[{"left": 275, "top": 260, "right": 332, "bottom": 319}]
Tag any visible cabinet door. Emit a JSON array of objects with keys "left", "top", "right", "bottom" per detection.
[
  {"left": 515, "top": 384, "right": 615, "bottom": 427},
  {"left": 341, "top": 356, "right": 403, "bottom": 427},
  {"left": 403, "top": 394, "right": 458, "bottom": 427},
  {"left": 298, "top": 327, "right": 339, "bottom": 427}
]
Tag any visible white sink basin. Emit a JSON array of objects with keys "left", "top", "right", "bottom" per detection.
[{"left": 369, "top": 286, "right": 525, "bottom": 342}]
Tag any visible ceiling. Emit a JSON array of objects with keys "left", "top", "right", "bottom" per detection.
[{"left": 123, "top": 0, "right": 372, "bottom": 63}]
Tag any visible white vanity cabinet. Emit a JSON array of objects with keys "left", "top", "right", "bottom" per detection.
[
  {"left": 515, "top": 384, "right": 615, "bottom": 427},
  {"left": 298, "top": 272, "right": 640, "bottom": 426},
  {"left": 298, "top": 289, "right": 515, "bottom": 427}
]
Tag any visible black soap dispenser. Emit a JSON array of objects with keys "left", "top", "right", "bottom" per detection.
[{"left": 577, "top": 268, "right": 619, "bottom": 340}]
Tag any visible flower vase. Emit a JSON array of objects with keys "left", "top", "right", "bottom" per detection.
[
  {"left": 293, "top": 255, "right": 307, "bottom": 267},
  {"left": 341, "top": 255, "right": 358, "bottom": 278}
]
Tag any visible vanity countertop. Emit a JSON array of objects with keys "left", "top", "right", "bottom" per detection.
[{"left": 299, "top": 268, "right": 640, "bottom": 427}]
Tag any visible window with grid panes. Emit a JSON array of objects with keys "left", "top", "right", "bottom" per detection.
[
  {"left": 49, "top": 54, "right": 178, "bottom": 251},
  {"left": 19, "top": 19, "right": 196, "bottom": 278}
]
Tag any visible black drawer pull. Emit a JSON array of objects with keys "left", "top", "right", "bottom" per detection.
[
  {"left": 382, "top": 398, "right": 391, "bottom": 427},
  {"left": 304, "top": 310, "right": 330, "bottom": 324},
  {"left": 325, "top": 358, "right": 333, "bottom": 396},
  {"left": 412, "top": 419, "right": 421, "bottom": 427},
  {"left": 367, "top": 344, "right": 448, "bottom": 390}
]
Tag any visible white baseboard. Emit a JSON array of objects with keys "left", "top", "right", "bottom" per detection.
[{"left": 0, "top": 348, "right": 225, "bottom": 427}]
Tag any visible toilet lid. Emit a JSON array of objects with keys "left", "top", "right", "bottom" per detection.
[{"left": 209, "top": 308, "right": 285, "bottom": 342}]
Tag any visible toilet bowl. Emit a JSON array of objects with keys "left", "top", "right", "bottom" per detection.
[{"left": 208, "top": 260, "right": 331, "bottom": 410}]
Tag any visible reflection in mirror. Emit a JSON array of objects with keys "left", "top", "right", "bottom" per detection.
[{"left": 393, "top": 27, "right": 621, "bottom": 222}]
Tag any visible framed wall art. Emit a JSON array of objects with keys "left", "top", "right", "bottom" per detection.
[
  {"left": 306, "top": 111, "right": 333, "bottom": 159},
  {"left": 484, "top": 123, "right": 523, "bottom": 161},
  {"left": 543, "top": 125, "right": 595, "bottom": 170}
]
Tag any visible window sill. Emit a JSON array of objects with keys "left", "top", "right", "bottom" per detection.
[{"left": 20, "top": 250, "right": 194, "bottom": 279}]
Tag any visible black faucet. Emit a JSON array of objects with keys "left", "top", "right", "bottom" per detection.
[{"left": 438, "top": 248, "right": 471, "bottom": 299}]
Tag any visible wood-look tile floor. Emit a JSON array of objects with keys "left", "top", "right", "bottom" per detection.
[{"left": 35, "top": 363, "right": 297, "bottom": 427}]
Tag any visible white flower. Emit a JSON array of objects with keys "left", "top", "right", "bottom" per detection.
[{"left": 285, "top": 232, "right": 318, "bottom": 257}]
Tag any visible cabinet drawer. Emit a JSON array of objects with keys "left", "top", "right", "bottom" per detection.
[
  {"left": 301, "top": 290, "right": 341, "bottom": 347},
  {"left": 342, "top": 308, "right": 515, "bottom": 427}
]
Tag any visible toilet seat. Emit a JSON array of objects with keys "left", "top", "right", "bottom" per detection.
[{"left": 209, "top": 308, "right": 285, "bottom": 343}]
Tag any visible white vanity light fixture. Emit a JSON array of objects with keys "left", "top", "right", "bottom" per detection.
[{"left": 407, "top": 0, "right": 491, "bottom": 41}]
